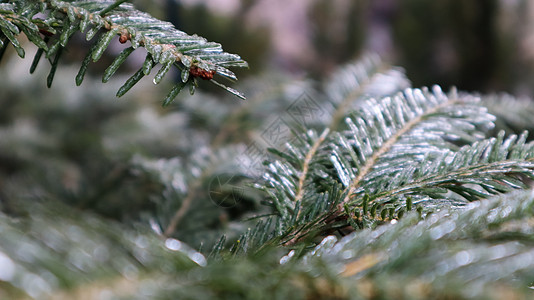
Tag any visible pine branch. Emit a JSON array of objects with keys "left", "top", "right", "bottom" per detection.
[
  {"left": 367, "top": 131, "right": 534, "bottom": 204},
  {"left": 0, "top": 0, "right": 248, "bottom": 103},
  {"left": 300, "top": 189, "right": 534, "bottom": 299},
  {"left": 256, "top": 63, "right": 534, "bottom": 245},
  {"left": 341, "top": 91, "right": 460, "bottom": 201}
]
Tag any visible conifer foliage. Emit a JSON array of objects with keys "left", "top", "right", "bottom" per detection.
[
  {"left": 2, "top": 2, "right": 534, "bottom": 299},
  {"left": 0, "top": 0, "right": 247, "bottom": 104}
]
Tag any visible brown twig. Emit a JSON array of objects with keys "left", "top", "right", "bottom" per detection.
[
  {"left": 294, "top": 129, "right": 330, "bottom": 218},
  {"left": 163, "top": 182, "right": 201, "bottom": 237}
]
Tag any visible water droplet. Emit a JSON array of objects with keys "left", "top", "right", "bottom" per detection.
[
  {"left": 455, "top": 251, "right": 472, "bottom": 266},
  {"left": 280, "top": 250, "right": 295, "bottom": 264},
  {"left": 0, "top": 251, "right": 15, "bottom": 281},
  {"left": 190, "top": 252, "right": 207, "bottom": 267},
  {"left": 165, "top": 238, "right": 182, "bottom": 251}
]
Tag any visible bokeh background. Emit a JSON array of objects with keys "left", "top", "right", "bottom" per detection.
[{"left": 154, "top": 0, "right": 534, "bottom": 95}]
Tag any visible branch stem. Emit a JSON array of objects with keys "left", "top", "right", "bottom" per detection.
[
  {"left": 294, "top": 129, "right": 330, "bottom": 216},
  {"left": 163, "top": 183, "right": 200, "bottom": 237},
  {"left": 341, "top": 98, "right": 460, "bottom": 204}
]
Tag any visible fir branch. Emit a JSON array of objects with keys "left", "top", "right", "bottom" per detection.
[
  {"left": 262, "top": 129, "right": 341, "bottom": 224},
  {"left": 359, "top": 131, "right": 534, "bottom": 205},
  {"left": 0, "top": 0, "right": 248, "bottom": 102},
  {"left": 332, "top": 86, "right": 495, "bottom": 198},
  {"left": 341, "top": 95, "right": 460, "bottom": 205},
  {"left": 303, "top": 189, "right": 534, "bottom": 299},
  {"left": 257, "top": 79, "right": 534, "bottom": 244}
]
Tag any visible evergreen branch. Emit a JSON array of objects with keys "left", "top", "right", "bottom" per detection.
[
  {"left": 360, "top": 131, "right": 534, "bottom": 205},
  {"left": 262, "top": 129, "right": 340, "bottom": 223},
  {"left": 0, "top": 0, "right": 248, "bottom": 103},
  {"left": 303, "top": 189, "right": 534, "bottom": 298},
  {"left": 341, "top": 94, "right": 459, "bottom": 205},
  {"left": 333, "top": 91, "right": 534, "bottom": 228},
  {"left": 256, "top": 80, "right": 499, "bottom": 244},
  {"left": 374, "top": 159, "right": 534, "bottom": 206},
  {"left": 257, "top": 83, "right": 514, "bottom": 243},
  {"left": 333, "top": 86, "right": 495, "bottom": 197}
]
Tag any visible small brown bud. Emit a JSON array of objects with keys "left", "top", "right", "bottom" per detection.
[
  {"left": 189, "top": 65, "right": 216, "bottom": 80},
  {"left": 119, "top": 33, "right": 129, "bottom": 44}
]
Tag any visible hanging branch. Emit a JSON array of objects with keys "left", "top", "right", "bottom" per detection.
[{"left": 0, "top": 0, "right": 248, "bottom": 104}]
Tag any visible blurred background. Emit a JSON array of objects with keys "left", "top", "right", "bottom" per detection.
[{"left": 150, "top": 0, "right": 534, "bottom": 95}]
